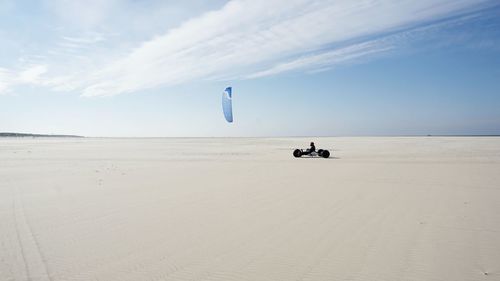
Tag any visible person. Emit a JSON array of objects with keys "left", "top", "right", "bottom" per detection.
[{"left": 306, "top": 142, "right": 316, "bottom": 154}]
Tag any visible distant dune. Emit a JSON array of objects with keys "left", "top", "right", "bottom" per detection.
[{"left": 0, "top": 132, "right": 83, "bottom": 138}]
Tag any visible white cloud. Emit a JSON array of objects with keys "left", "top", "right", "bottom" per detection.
[
  {"left": 245, "top": 14, "right": 482, "bottom": 79},
  {"left": 43, "top": 0, "right": 120, "bottom": 29},
  {"left": 78, "top": 0, "right": 492, "bottom": 97},
  {"left": 0, "top": 68, "right": 14, "bottom": 93},
  {"left": 0, "top": 0, "right": 494, "bottom": 96},
  {"left": 17, "top": 65, "right": 48, "bottom": 84},
  {"left": 246, "top": 41, "right": 395, "bottom": 79},
  {"left": 0, "top": 65, "right": 49, "bottom": 93}
]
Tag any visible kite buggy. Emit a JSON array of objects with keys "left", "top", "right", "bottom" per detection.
[{"left": 293, "top": 142, "right": 330, "bottom": 158}]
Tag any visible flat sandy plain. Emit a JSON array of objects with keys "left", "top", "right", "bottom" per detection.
[{"left": 1, "top": 137, "right": 499, "bottom": 281}]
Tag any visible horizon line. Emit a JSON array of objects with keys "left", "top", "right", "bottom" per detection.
[{"left": 2, "top": 132, "right": 500, "bottom": 139}]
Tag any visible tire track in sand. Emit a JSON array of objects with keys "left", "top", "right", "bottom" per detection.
[
  {"left": 13, "top": 192, "right": 52, "bottom": 281},
  {"left": 12, "top": 198, "right": 31, "bottom": 280}
]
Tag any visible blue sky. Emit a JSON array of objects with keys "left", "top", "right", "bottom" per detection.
[{"left": 1, "top": 0, "right": 499, "bottom": 137}]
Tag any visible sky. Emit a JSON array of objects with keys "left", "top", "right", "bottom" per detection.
[{"left": 0, "top": 0, "right": 499, "bottom": 137}]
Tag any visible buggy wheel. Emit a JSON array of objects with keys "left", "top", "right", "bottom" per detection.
[
  {"left": 321, "top": 150, "right": 330, "bottom": 158},
  {"left": 293, "top": 149, "right": 302, "bottom": 158},
  {"left": 318, "top": 149, "right": 323, "bottom": 155}
]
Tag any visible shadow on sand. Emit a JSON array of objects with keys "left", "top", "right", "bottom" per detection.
[{"left": 294, "top": 156, "right": 340, "bottom": 160}]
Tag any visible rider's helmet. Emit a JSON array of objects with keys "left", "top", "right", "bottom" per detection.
[{"left": 310, "top": 142, "right": 314, "bottom": 146}]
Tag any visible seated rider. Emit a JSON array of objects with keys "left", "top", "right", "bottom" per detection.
[{"left": 307, "top": 142, "right": 316, "bottom": 154}]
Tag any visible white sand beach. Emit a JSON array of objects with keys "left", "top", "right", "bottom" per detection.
[{"left": 1, "top": 137, "right": 499, "bottom": 281}]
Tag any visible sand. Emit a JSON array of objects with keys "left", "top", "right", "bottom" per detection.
[{"left": 1, "top": 137, "right": 499, "bottom": 281}]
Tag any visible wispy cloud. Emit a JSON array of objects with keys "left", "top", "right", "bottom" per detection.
[
  {"left": 81, "top": 0, "right": 494, "bottom": 97},
  {"left": 18, "top": 65, "right": 48, "bottom": 84},
  {"left": 0, "top": 0, "right": 495, "bottom": 96},
  {"left": 42, "top": 0, "right": 120, "bottom": 29},
  {"left": 0, "top": 65, "right": 48, "bottom": 93},
  {"left": 61, "top": 34, "right": 106, "bottom": 45},
  {"left": 246, "top": 41, "right": 395, "bottom": 79},
  {"left": 0, "top": 68, "right": 14, "bottom": 93},
  {"left": 246, "top": 12, "right": 489, "bottom": 79}
]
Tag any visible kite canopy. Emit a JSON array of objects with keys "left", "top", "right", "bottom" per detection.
[{"left": 222, "top": 87, "right": 233, "bottom": 123}]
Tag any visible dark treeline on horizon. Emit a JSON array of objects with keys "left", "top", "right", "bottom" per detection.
[{"left": 0, "top": 132, "right": 83, "bottom": 138}]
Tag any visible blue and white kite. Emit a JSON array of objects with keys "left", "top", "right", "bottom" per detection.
[{"left": 222, "top": 87, "right": 233, "bottom": 123}]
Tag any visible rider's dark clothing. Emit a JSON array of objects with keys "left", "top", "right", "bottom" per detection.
[{"left": 308, "top": 144, "right": 316, "bottom": 153}]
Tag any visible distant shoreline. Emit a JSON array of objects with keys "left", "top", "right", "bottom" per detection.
[{"left": 0, "top": 132, "right": 84, "bottom": 138}]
